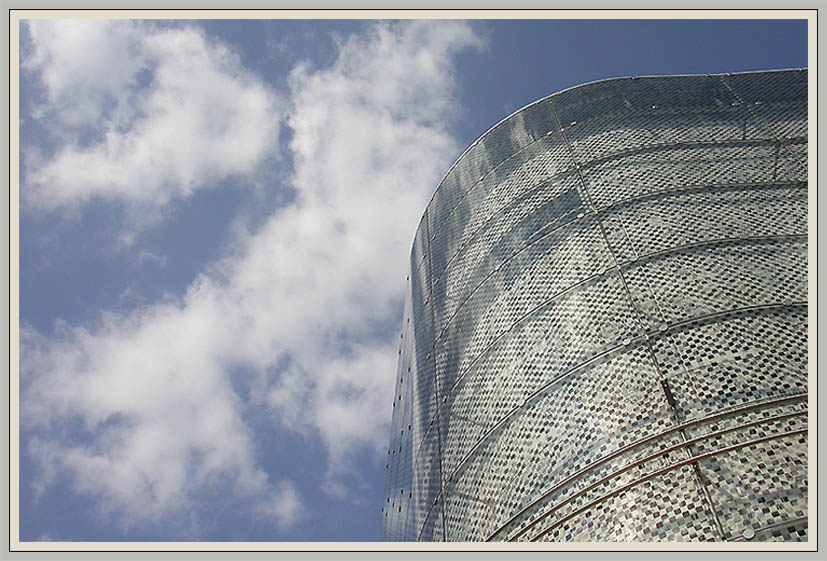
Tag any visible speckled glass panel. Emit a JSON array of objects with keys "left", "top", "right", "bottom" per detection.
[{"left": 382, "top": 70, "right": 808, "bottom": 542}]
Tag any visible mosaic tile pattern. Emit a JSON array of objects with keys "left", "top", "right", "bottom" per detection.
[{"left": 382, "top": 70, "right": 808, "bottom": 542}]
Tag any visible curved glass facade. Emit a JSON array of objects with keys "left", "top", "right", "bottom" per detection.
[{"left": 382, "top": 70, "right": 808, "bottom": 542}]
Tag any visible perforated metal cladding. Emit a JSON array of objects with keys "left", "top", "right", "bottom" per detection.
[{"left": 382, "top": 70, "right": 808, "bottom": 542}]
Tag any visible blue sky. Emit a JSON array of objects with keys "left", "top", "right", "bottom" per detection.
[{"left": 17, "top": 17, "right": 807, "bottom": 542}]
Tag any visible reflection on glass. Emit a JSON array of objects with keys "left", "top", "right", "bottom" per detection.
[{"left": 383, "top": 70, "right": 808, "bottom": 542}]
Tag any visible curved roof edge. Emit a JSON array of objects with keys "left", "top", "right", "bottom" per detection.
[{"left": 409, "top": 67, "right": 807, "bottom": 252}]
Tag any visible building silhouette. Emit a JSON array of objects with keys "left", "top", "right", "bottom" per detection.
[{"left": 382, "top": 70, "right": 808, "bottom": 542}]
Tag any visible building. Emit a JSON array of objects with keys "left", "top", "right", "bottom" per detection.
[{"left": 382, "top": 70, "right": 808, "bottom": 542}]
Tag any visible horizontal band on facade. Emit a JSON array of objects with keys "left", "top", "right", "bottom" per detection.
[
  {"left": 434, "top": 291, "right": 806, "bottom": 434},
  {"left": 485, "top": 391, "right": 807, "bottom": 541},
  {"left": 501, "top": 409, "right": 807, "bottom": 541},
  {"left": 527, "top": 428, "right": 808, "bottom": 542},
  {"left": 412, "top": 179, "right": 807, "bottom": 333},
  {"left": 414, "top": 134, "right": 806, "bottom": 276},
  {"left": 429, "top": 302, "right": 807, "bottom": 485},
  {"left": 430, "top": 228, "right": 806, "bottom": 356},
  {"left": 412, "top": 70, "right": 806, "bottom": 251}
]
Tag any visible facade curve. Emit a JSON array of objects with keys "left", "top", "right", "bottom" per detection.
[{"left": 382, "top": 69, "right": 808, "bottom": 542}]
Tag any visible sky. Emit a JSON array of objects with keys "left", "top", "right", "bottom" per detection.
[{"left": 17, "top": 17, "right": 807, "bottom": 542}]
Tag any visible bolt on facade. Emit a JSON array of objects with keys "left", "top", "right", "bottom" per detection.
[{"left": 382, "top": 70, "right": 808, "bottom": 542}]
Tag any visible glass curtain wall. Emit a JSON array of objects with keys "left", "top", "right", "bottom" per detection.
[{"left": 382, "top": 70, "right": 808, "bottom": 542}]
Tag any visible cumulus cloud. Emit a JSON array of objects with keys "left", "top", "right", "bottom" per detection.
[
  {"left": 22, "top": 20, "right": 281, "bottom": 222},
  {"left": 243, "top": 20, "right": 484, "bottom": 470},
  {"left": 21, "top": 19, "right": 483, "bottom": 534},
  {"left": 21, "top": 305, "right": 305, "bottom": 534}
]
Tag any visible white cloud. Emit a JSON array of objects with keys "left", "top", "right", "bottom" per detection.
[
  {"left": 21, "top": 20, "right": 483, "bottom": 534},
  {"left": 21, "top": 305, "right": 303, "bottom": 533},
  {"left": 23, "top": 20, "right": 281, "bottom": 222},
  {"left": 24, "top": 20, "right": 145, "bottom": 127}
]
